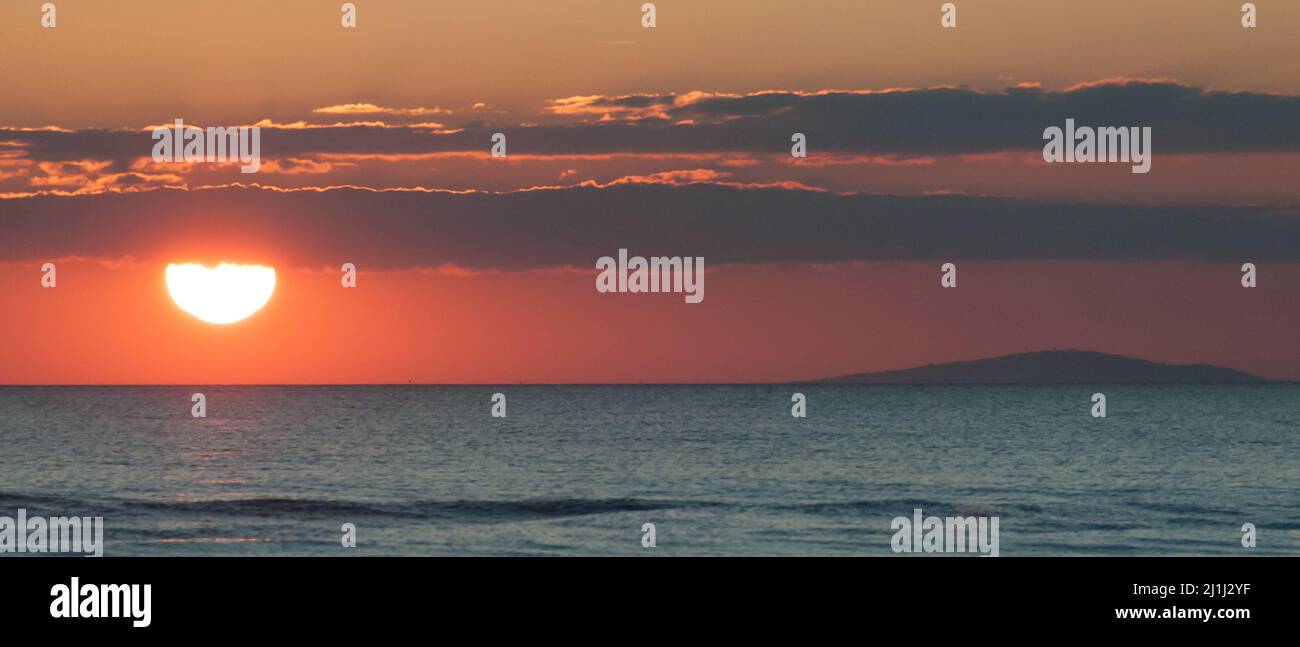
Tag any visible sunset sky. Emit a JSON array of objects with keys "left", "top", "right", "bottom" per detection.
[{"left": 2, "top": 0, "right": 1298, "bottom": 383}]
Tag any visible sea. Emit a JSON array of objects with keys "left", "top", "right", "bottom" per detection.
[{"left": 1, "top": 385, "right": 1297, "bottom": 556}]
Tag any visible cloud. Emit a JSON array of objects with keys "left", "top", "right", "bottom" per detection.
[
  {"left": 543, "top": 81, "right": 1300, "bottom": 155},
  {"left": 3, "top": 183, "right": 1297, "bottom": 270},
  {"left": 257, "top": 158, "right": 340, "bottom": 175},
  {"left": 22, "top": 159, "right": 184, "bottom": 194},
  {"left": 312, "top": 103, "right": 452, "bottom": 117},
  {"left": 3, "top": 80, "right": 1298, "bottom": 174}
]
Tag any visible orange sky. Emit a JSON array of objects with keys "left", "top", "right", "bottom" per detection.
[
  {"left": 2, "top": 1, "right": 1298, "bottom": 383},
  {"left": 3, "top": 259, "right": 1297, "bottom": 383},
  {"left": 3, "top": 1, "right": 1297, "bottom": 129}
]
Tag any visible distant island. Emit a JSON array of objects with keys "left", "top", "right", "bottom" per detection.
[{"left": 816, "top": 350, "right": 1268, "bottom": 384}]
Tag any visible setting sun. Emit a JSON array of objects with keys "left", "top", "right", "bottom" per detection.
[{"left": 165, "top": 262, "right": 276, "bottom": 324}]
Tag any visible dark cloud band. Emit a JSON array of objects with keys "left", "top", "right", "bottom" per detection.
[
  {"left": 4, "top": 184, "right": 1298, "bottom": 268},
  {"left": 3, "top": 81, "right": 1299, "bottom": 168}
]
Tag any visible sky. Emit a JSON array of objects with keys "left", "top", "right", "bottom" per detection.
[{"left": 2, "top": 0, "right": 1298, "bottom": 383}]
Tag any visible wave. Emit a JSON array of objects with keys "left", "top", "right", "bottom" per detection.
[
  {"left": 0, "top": 492, "right": 717, "bottom": 522},
  {"left": 145, "top": 496, "right": 712, "bottom": 521},
  {"left": 6, "top": 490, "right": 1291, "bottom": 533},
  {"left": 777, "top": 498, "right": 1044, "bottom": 516}
]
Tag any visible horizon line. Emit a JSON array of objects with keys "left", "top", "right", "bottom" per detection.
[{"left": 1, "top": 381, "right": 1291, "bottom": 387}]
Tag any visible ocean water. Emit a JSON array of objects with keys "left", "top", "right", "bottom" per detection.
[{"left": 1, "top": 385, "right": 1297, "bottom": 556}]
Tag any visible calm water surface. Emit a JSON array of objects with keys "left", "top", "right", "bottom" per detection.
[{"left": 1, "top": 385, "right": 1296, "bottom": 556}]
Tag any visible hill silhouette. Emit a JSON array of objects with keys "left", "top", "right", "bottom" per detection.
[{"left": 818, "top": 350, "right": 1266, "bottom": 384}]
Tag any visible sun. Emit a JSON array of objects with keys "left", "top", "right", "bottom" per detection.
[{"left": 165, "top": 262, "right": 276, "bottom": 324}]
